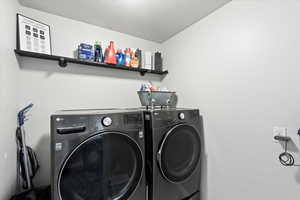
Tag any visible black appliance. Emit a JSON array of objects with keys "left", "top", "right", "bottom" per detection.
[
  {"left": 144, "top": 108, "right": 203, "bottom": 200},
  {"left": 51, "top": 109, "right": 146, "bottom": 200}
]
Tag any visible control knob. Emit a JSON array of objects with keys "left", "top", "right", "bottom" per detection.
[
  {"left": 178, "top": 113, "right": 185, "bottom": 120},
  {"left": 102, "top": 117, "right": 112, "bottom": 127}
]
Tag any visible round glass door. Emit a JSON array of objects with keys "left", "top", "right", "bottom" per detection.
[
  {"left": 59, "top": 132, "right": 143, "bottom": 200},
  {"left": 158, "top": 124, "right": 201, "bottom": 183}
]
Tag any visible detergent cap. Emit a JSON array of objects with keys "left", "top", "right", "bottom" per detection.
[{"left": 95, "top": 41, "right": 101, "bottom": 46}]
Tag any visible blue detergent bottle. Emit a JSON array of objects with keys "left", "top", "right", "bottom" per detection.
[{"left": 116, "top": 49, "right": 125, "bottom": 65}]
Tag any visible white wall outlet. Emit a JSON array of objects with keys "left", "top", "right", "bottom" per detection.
[{"left": 273, "top": 127, "right": 287, "bottom": 142}]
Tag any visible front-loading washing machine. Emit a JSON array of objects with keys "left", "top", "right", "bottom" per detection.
[
  {"left": 51, "top": 109, "right": 146, "bottom": 200},
  {"left": 144, "top": 108, "right": 204, "bottom": 200}
]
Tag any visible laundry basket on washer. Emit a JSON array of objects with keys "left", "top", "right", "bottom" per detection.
[{"left": 137, "top": 91, "right": 177, "bottom": 108}]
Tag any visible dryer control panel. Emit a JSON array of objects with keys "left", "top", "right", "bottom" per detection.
[{"left": 149, "top": 109, "right": 200, "bottom": 128}]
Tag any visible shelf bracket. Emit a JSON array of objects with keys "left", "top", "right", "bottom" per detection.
[
  {"left": 140, "top": 69, "right": 147, "bottom": 76},
  {"left": 58, "top": 57, "right": 68, "bottom": 67}
]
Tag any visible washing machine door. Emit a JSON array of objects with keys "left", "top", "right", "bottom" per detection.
[
  {"left": 157, "top": 124, "right": 201, "bottom": 183},
  {"left": 58, "top": 132, "right": 143, "bottom": 200}
]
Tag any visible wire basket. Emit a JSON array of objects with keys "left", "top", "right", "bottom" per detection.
[{"left": 137, "top": 91, "right": 177, "bottom": 107}]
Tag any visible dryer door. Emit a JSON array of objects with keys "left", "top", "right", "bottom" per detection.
[
  {"left": 58, "top": 132, "right": 143, "bottom": 200},
  {"left": 157, "top": 124, "right": 201, "bottom": 183}
]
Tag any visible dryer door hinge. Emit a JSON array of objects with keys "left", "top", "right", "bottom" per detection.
[{"left": 145, "top": 114, "right": 151, "bottom": 121}]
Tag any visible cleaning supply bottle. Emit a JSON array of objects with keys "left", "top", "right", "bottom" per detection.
[
  {"left": 135, "top": 48, "right": 142, "bottom": 68},
  {"left": 94, "top": 41, "right": 103, "bottom": 63},
  {"left": 154, "top": 51, "right": 163, "bottom": 71},
  {"left": 105, "top": 41, "right": 117, "bottom": 65},
  {"left": 130, "top": 51, "right": 139, "bottom": 68},
  {"left": 125, "top": 48, "right": 131, "bottom": 67},
  {"left": 116, "top": 49, "right": 125, "bottom": 65}
]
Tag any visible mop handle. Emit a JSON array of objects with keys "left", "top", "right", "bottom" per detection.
[
  {"left": 18, "top": 103, "right": 33, "bottom": 126},
  {"left": 17, "top": 103, "right": 34, "bottom": 189}
]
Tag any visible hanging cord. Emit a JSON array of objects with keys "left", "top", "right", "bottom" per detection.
[{"left": 279, "top": 140, "right": 295, "bottom": 166}]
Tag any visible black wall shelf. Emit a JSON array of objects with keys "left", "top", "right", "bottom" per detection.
[{"left": 14, "top": 49, "right": 168, "bottom": 76}]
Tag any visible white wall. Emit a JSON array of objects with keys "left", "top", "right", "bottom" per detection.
[
  {"left": 0, "top": 0, "right": 19, "bottom": 198},
  {"left": 16, "top": 6, "right": 163, "bottom": 187},
  {"left": 162, "top": 0, "right": 300, "bottom": 199}
]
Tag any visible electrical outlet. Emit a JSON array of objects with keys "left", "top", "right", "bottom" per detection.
[{"left": 273, "top": 127, "right": 287, "bottom": 142}]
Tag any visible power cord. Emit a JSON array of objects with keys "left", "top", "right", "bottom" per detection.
[{"left": 278, "top": 140, "right": 295, "bottom": 166}]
